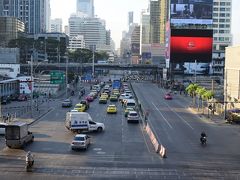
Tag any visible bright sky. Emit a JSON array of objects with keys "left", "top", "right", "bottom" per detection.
[{"left": 50, "top": 0, "right": 240, "bottom": 49}]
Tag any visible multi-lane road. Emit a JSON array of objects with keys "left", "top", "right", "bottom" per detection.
[{"left": 0, "top": 80, "right": 240, "bottom": 179}]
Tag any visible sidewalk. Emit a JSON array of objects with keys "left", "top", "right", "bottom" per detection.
[{"left": 1, "top": 94, "right": 61, "bottom": 125}]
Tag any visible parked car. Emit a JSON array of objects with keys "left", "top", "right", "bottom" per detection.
[
  {"left": 71, "top": 134, "right": 91, "bottom": 150},
  {"left": 0, "top": 122, "right": 7, "bottom": 135},
  {"left": 62, "top": 99, "right": 72, "bottom": 107}
]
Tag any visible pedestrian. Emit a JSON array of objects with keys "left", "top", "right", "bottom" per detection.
[{"left": 121, "top": 100, "right": 124, "bottom": 107}]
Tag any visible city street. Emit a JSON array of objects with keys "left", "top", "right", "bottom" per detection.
[{"left": 0, "top": 81, "right": 240, "bottom": 179}]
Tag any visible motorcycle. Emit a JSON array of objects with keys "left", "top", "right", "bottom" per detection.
[{"left": 200, "top": 136, "right": 207, "bottom": 145}]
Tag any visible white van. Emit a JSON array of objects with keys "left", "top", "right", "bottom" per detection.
[
  {"left": 65, "top": 112, "right": 105, "bottom": 133},
  {"left": 125, "top": 99, "right": 136, "bottom": 109}
]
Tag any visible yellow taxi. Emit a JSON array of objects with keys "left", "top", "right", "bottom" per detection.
[
  {"left": 74, "top": 103, "right": 86, "bottom": 112},
  {"left": 124, "top": 107, "right": 134, "bottom": 117},
  {"left": 101, "top": 92, "right": 109, "bottom": 99},
  {"left": 107, "top": 104, "right": 117, "bottom": 114},
  {"left": 109, "top": 94, "right": 118, "bottom": 101},
  {"left": 99, "top": 96, "right": 108, "bottom": 104},
  {"left": 112, "top": 89, "right": 120, "bottom": 97}
]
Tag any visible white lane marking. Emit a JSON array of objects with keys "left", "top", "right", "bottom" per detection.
[
  {"left": 164, "top": 103, "right": 194, "bottom": 130},
  {"left": 152, "top": 102, "right": 173, "bottom": 129}
]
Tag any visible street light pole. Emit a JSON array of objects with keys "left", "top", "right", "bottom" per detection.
[
  {"left": 66, "top": 56, "right": 68, "bottom": 98},
  {"left": 30, "top": 54, "right": 33, "bottom": 118},
  {"left": 92, "top": 47, "right": 95, "bottom": 79}
]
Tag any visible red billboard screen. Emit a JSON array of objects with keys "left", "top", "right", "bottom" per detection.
[{"left": 170, "top": 29, "right": 213, "bottom": 62}]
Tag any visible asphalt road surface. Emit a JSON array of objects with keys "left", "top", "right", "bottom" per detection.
[{"left": 0, "top": 81, "right": 240, "bottom": 179}]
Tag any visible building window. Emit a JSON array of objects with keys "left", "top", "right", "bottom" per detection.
[
  {"left": 219, "top": 37, "right": 224, "bottom": 41},
  {"left": 220, "top": 13, "right": 225, "bottom": 17},
  {"left": 220, "top": 8, "right": 225, "bottom": 11},
  {"left": 220, "top": 2, "right": 225, "bottom": 6},
  {"left": 219, "top": 19, "right": 225, "bottom": 22},
  {"left": 214, "top": 2, "right": 219, "bottom": 5},
  {"left": 213, "top": 8, "right": 219, "bottom": 11}
]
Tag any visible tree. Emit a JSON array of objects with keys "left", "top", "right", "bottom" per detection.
[
  {"left": 196, "top": 87, "right": 207, "bottom": 112},
  {"left": 186, "top": 83, "right": 199, "bottom": 105},
  {"left": 202, "top": 90, "right": 214, "bottom": 117}
]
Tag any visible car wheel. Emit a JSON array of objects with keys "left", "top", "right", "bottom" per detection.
[{"left": 97, "top": 127, "right": 103, "bottom": 132}]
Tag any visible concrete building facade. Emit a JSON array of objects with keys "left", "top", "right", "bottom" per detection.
[
  {"left": 225, "top": 46, "right": 240, "bottom": 106},
  {"left": 68, "top": 14, "right": 108, "bottom": 49},
  {"left": 51, "top": 18, "right": 63, "bottom": 33}
]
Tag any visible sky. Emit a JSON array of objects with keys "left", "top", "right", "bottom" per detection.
[{"left": 50, "top": 0, "right": 240, "bottom": 49}]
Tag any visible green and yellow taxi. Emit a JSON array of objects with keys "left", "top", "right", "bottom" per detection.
[
  {"left": 124, "top": 107, "right": 134, "bottom": 117},
  {"left": 99, "top": 96, "right": 108, "bottom": 104},
  {"left": 74, "top": 103, "right": 86, "bottom": 112},
  {"left": 107, "top": 104, "right": 117, "bottom": 114},
  {"left": 101, "top": 92, "right": 109, "bottom": 99},
  {"left": 109, "top": 94, "right": 118, "bottom": 101},
  {"left": 112, "top": 89, "right": 120, "bottom": 97}
]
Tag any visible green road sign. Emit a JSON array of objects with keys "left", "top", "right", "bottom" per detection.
[{"left": 50, "top": 71, "right": 65, "bottom": 84}]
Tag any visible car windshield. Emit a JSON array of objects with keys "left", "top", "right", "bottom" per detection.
[
  {"left": 130, "top": 113, "right": 138, "bottom": 116},
  {"left": 74, "top": 136, "right": 85, "bottom": 141}
]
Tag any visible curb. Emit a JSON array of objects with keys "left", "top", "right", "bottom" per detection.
[{"left": 29, "top": 108, "right": 54, "bottom": 126}]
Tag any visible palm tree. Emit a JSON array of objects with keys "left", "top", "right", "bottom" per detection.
[
  {"left": 186, "top": 83, "right": 199, "bottom": 106},
  {"left": 196, "top": 87, "right": 207, "bottom": 112},
  {"left": 202, "top": 90, "right": 214, "bottom": 117}
]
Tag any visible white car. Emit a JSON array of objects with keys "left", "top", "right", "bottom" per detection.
[
  {"left": 0, "top": 123, "right": 7, "bottom": 135},
  {"left": 127, "top": 111, "right": 140, "bottom": 123},
  {"left": 119, "top": 93, "right": 133, "bottom": 102},
  {"left": 71, "top": 134, "right": 91, "bottom": 150}
]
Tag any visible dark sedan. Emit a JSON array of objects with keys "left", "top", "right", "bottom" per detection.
[{"left": 62, "top": 99, "right": 72, "bottom": 107}]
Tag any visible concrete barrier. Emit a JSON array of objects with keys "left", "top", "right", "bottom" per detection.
[{"left": 159, "top": 145, "right": 167, "bottom": 158}]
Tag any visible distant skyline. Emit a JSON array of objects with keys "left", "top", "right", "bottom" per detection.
[{"left": 50, "top": 0, "right": 240, "bottom": 49}]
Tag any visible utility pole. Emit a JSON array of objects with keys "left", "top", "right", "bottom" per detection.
[
  {"left": 194, "top": 60, "right": 197, "bottom": 83},
  {"left": 65, "top": 56, "right": 68, "bottom": 98},
  {"left": 30, "top": 54, "right": 33, "bottom": 118}
]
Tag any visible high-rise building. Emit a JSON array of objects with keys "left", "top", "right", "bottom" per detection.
[
  {"left": 212, "top": 0, "right": 232, "bottom": 76},
  {"left": 106, "top": 30, "right": 111, "bottom": 45},
  {"left": 159, "top": 0, "right": 168, "bottom": 44},
  {"left": 213, "top": 0, "right": 232, "bottom": 51},
  {"left": 51, "top": 18, "right": 63, "bottom": 33},
  {"left": 128, "top": 11, "right": 134, "bottom": 26},
  {"left": 68, "top": 14, "right": 108, "bottom": 48},
  {"left": 140, "top": 9, "right": 151, "bottom": 63},
  {"left": 140, "top": 9, "right": 150, "bottom": 45},
  {"left": 150, "top": 0, "right": 160, "bottom": 44},
  {"left": 0, "top": 0, "right": 50, "bottom": 34},
  {"left": 0, "top": 17, "right": 25, "bottom": 47},
  {"left": 76, "top": 0, "right": 94, "bottom": 18}
]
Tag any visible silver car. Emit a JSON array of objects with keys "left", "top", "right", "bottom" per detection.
[
  {"left": 127, "top": 111, "right": 140, "bottom": 123},
  {"left": 62, "top": 99, "right": 72, "bottom": 107},
  {"left": 71, "top": 134, "right": 91, "bottom": 150}
]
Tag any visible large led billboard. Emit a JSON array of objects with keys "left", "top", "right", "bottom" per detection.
[
  {"left": 170, "top": 29, "right": 213, "bottom": 63},
  {"left": 170, "top": 0, "right": 213, "bottom": 25}
]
